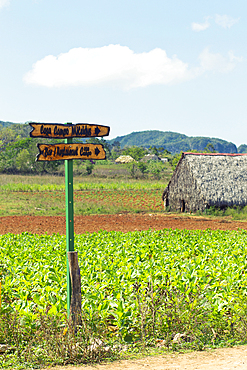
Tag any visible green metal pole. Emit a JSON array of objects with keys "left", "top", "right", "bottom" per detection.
[{"left": 65, "top": 123, "right": 74, "bottom": 318}]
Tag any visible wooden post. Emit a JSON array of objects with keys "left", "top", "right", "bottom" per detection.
[
  {"left": 67, "top": 251, "right": 82, "bottom": 327},
  {"left": 29, "top": 121, "right": 109, "bottom": 322},
  {"left": 65, "top": 123, "right": 74, "bottom": 318}
]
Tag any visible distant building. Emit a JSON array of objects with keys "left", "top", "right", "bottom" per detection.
[
  {"left": 160, "top": 157, "right": 168, "bottom": 163},
  {"left": 115, "top": 155, "right": 136, "bottom": 163},
  {"left": 162, "top": 152, "right": 247, "bottom": 212},
  {"left": 141, "top": 154, "right": 161, "bottom": 162}
]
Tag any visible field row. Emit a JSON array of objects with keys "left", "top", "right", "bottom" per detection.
[
  {"left": 0, "top": 189, "right": 163, "bottom": 216},
  {"left": 0, "top": 174, "right": 166, "bottom": 191}
]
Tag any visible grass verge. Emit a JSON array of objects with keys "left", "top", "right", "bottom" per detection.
[{"left": 203, "top": 205, "right": 247, "bottom": 221}]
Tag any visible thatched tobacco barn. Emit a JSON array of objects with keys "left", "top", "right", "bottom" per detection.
[
  {"left": 162, "top": 152, "right": 247, "bottom": 212},
  {"left": 115, "top": 155, "right": 135, "bottom": 163}
]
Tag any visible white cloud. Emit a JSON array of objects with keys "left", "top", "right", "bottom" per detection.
[
  {"left": 191, "top": 18, "right": 210, "bottom": 32},
  {"left": 0, "top": 0, "right": 9, "bottom": 9},
  {"left": 192, "top": 14, "right": 239, "bottom": 32},
  {"left": 24, "top": 45, "right": 193, "bottom": 88},
  {"left": 198, "top": 48, "right": 242, "bottom": 73},
  {"left": 215, "top": 14, "right": 240, "bottom": 29},
  {"left": 23, "top": 45, "right": 242, "bottom": 89}
]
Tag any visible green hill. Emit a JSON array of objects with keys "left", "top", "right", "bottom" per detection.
[
  {"left": 238, "top": 144, "right": 247, "bottom": 153},
  {"left": 0, "top": 121, "right": 30, "bottom": 141},
  {"left": 0, "top": 122, "right": 240, "bottom": 154},
  {"left": 109, "top": 130, "right": 238, "bottom": 154},
  {"left": 0, "top": 121, "right": 19, "bottom": 127}
]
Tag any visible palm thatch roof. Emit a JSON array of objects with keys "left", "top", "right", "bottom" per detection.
[
  {"left": 115, "top": 155, "right": 136, "bottom": 163},
  {"left": 163, "top": 152, "right": 247, "bottom": 212}
]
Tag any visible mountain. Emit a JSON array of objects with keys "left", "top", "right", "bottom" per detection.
[
  {"left": 108, "top": 130, "right": 238, "bottom": 154},
  {"left": 0, "top": 121, "right": 19, "bottom": 127},
  {"left": 0, "top": 123, "right": 240, "bottom": 154},
  {"left": 238, "top": 144, "right": 247, "bottom": 153}
]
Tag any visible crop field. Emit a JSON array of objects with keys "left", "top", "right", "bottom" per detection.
[
  {"left": 0, "top": 175, "right": 165, "bottom": 216},
  {"left": 1, "top": 229, "right": 247, "bottom": 348},
  {"left": 74, "top": 188, "right": 163, "bottom": 214},
  {"left": 2, "top": 173, "right": 247, "bottom": 367},
  {"left": 0, "top": 189, "right": 163, "bottom": 216}
]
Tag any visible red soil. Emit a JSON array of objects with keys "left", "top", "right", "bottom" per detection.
[{"left": 1, "top": 213, "right": 247, "bottom": 235}]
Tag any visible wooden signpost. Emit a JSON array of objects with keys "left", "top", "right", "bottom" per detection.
[
  {"left": 29, "top": 122, "right": 110, "bottom": 318},
  {"left": 36, "top": 143, "right": 106, "bottom": 161},
  {"left": 29, "top": 122, "right": 110, "bottom": 139}
]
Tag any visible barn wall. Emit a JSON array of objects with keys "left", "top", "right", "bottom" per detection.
[{"left": 165, "top": 158, "right": 205, "bottom": 212}]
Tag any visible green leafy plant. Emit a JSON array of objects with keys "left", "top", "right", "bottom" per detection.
[{"left": 2, "top": 228, "right": 247, "bottom": 367}]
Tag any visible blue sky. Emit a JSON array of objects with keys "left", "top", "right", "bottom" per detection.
[{"left": 0, "top": 0, "right": 246, "bottom": 146}]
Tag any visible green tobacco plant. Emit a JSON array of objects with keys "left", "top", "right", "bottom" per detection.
[{"left": 1, "top": 229, "right": 247, "bottom": 367}]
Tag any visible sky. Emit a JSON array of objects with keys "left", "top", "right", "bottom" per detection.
[{"left": 0, "top": 0, "right": 246, "bottom": 146}]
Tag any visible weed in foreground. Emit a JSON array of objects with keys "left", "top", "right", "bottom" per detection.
[
  {"left": 0, "top": 309, "right": 117, "bottom": 369},
  {"left": 1, "top": 283, "right": 247, "bottom": 369}
]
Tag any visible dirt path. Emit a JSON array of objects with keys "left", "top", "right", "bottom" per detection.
[
  {"left": 47, "top": 345, "right": 247, "bottom": 370},
  {"left": 1, "top": 213, "right": 247, "bottom": 235}
]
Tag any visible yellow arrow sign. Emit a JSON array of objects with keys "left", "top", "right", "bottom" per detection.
[
  {"left": 29, "top": 122, "right": 110, "bottom": 139},
  {"left": 36, "top": 143, "right": 106, "bottom": 161}
]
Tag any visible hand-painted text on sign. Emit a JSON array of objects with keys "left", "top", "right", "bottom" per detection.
[
  {"left": 36, "top": 143, "right": 106, "bottom": 161},
  {"left": 29, "top": 122, "right": 110, "bottom": 139}
]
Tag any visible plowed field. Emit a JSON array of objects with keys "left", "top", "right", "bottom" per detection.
[{"left": 1, "top": 213, "right": 247, "bottom": 234}]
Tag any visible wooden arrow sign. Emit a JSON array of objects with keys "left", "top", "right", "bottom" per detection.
[
  {"left": 36, "top": 143, "right": 106, "bottom": 161},
  {"left": 29, "top": 122, "right": 110, "bottom": 139}
]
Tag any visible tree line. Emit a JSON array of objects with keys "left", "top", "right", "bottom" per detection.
[{"left": 0, "top": 123, "right": 216, "bottom": 175}]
